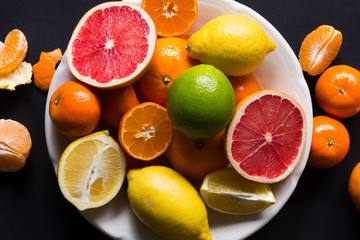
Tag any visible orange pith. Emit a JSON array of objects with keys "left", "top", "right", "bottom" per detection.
[
  {"left": 49, "top": 81, "right": 101, "bottom": 138},
  {"left": 0, "top": 29, "right": 28, "bottom": 74},
  {"left": 136, "top": 36, "right": 199, "bottom": 106},
  {"left": 308, "top": 115, "right": 350, "bottom": 169},
  {"left": 141, "top": 0, "right": 198, "bottom": 37},
  {"left": 228, "top": 73, "right": 260, "bottom": 105},
  {"left": 165, "top": 128, "right": 228, "bottom": 181},
  {"left": 119, "top": 102, "right": 173, "bottom": 161},
  {"left": 33, "top": 48, "right": 63, "bottom": 91},
  {"left": 315, "top": 65, "right": 360, "bottom": 118},
  {"left": 299, "top": 25, "right": 342, "bottom": 76},
  {"left": 0, "top": 119, "right": 32, "bottom": 172}
]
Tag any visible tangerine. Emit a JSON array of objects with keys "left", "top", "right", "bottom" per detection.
[
  {"left": 141, "top": 0, "right": 198, "bottom": 37},
  {"left": 315, "top": 65, "right": 360, "bottom": 118},
  {"left": 164, "top": 128, "right": 228, "bottom": 181},
  {"left": 49, "top": 81, "right": 101, "bottom": 138},
  {"left": 136, "top": 36, "right": 199, "bottom": 107},
  {"left": 228, "top": 73, "right": 260, "bottom": 105},
  {"left": 349, "top": 162, "right": 360, "bottom": 211},
  {"left": 101, "top": 84, "right": 140, "bottom": 128},
  {"left": 307, "top": 115, "right": 350, "bottom": 169},
  {"left": 299, "top": 25, "right": 342, "bottom": 76}
]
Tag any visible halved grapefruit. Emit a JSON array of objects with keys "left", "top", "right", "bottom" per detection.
[
  {"left": 225, "top": 90, "right": 307, "bottom": 184},
  {"left": 67, "top": 2, "right": 156, "bottom": 89}
]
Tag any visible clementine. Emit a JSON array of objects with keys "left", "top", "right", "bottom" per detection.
[
  {"left": 299, "top": 25, "right": 342, "bottom": 76},
  {"left": 49, "top": 81, "right": 101, "bottom": 138},
  {"left": 141, "top": 0, "right": 198, "bottom": 37},
  {"left": 349, "top": 162, "right": 360, "bottom": 211},
  {"left": 164, "top": 128, "right": 228, "bottom": 181},
  {"left": 228, "top": 73, "right": 260, "bottom": 105},
  {"left": 101, "top": 84, "right": 140, "bottom": 128},
  {"left": 308, "top": 115, "right": 350, "bottom": 169},
  {"left": 136, "top": 37, "right": 199, "bottom": 106},
  {"left": 315, "top": 65, "right": 360, "bottom": 118}
]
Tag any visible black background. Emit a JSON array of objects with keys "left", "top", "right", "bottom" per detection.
[{"left": 1, "top": 0, "right": 360, "bottom": 239}]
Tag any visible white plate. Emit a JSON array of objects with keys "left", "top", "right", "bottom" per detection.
[{"left": 45, "top": 0, "right": 313, "bottom": 239}]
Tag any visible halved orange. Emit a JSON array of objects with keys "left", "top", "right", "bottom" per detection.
[
  {"left": 0, "top": 29, "right": 28, "bottom": 74},
  {"left": 141, "top": 0, "right": 198, "bottom": 37},
  {"left": 119, "top": 102, "right": 173, "bottom": 161},
  {"left": 299, "top": 25, "right": 342, "bottom": 76}
]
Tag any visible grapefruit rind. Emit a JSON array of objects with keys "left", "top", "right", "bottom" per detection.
[
  {"left": 66, "top": 1, "right": 156, "bottom": 89},
  {"left": 225, "top": 90, "right": 307, "bottom": 184}
]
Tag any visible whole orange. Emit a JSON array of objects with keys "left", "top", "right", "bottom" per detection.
[
  {"left": 164, "top": 128, "right": 228, "bottom": 181},
  {"left": 307, "top": 115, "right": 350, "bottom": 169},
  {"left": 136, "top": 37, "right": 199, "bottom": 107},
  {"left": 228, "top": 73, "right": 260, "bottom": 105},
  {"left": 101, "top": 84, "right": 140, "bottom": 128},
  {"left": 315, "top": 65, "right": 360, "bottom": 118},
  {"left": 49, "top": 81, "right": 101, "bottom": 138},
  {"left": 349, "top": 162, "right": 360, "bottom": 211}
]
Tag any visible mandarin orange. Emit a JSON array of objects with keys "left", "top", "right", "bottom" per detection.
[
  {"left": 349, "top": 162, "right": 360, "bottom": 211},
  {"left": 49, "top": 81, "right": 101, "bottom": 138},
  {"left": 101, "top": 84, "right": 140, "bottom": 128},
  {"left": 141, "top": 0, "right": 198, "bottom": 37},
  {"left": 299, "top": 25, "right": 342, "bottom": 76},
  {"left": 315, "top": 65, "right": 360, "bottom": 118},
  {"left": 308, "top": 115, "right": 350, "bottom": 169},
  {"left": 228, "top": 73, "right": 260, "bottom": 105},
  {"left": 136, "top": 37, "right": 199, "bottom": 106},
  {"left": 164, "top": 128, "right": 228, "bottom": 181}
]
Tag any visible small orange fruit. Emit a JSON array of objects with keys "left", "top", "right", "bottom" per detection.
[
  {"left": 0, "top": 29, "right": 28, "bottom": 74},
  {"left": 101, "top": 84, "right": 140, "bottom": 128},
  {"left": 137, "top": 37, "right": 199, "bottom": 107},
  {"left": 307, "top": 115, "right": 350, "bottom": 169},
  {"left": 49, "top": 81, "right": 101, "bottom": 138},
  {"left": 141, "top": 0, "right": 198, "bottom": 37},
  {"left": 349, "top": 162, "right": 360, "bottom": 211},
  {"left": 299, "top": 25, "right": 342, "bottom": 76},
  {"left": 165, "top": 128, "right": 228, "bottom": 181},
  {"left": 33, "top": 48, "right": 63, "bottom": 91},
  {"left": 0, "top": 119, "right": 32, "bottom": 172},
  {"left": 228, "top": 73, "right": 260, "bottom": 105},
  {"left": 119, "top": 102, "right": 173, "bottom": 160},
  {"left": 315, "top": 65, "right": 360, "bottom": 118}
]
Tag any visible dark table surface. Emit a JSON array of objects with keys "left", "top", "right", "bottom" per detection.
[{"left": 1, "top": 0, "right": 360, "bottom": 239}]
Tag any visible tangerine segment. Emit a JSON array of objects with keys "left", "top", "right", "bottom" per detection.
[
  {"left": 0, "top": 119, "right": 32, "bottom": 172},
  {"left": 299, "top": 25, "right": 342, "bottom": 76},
  {"left": 119, "top": 102, "right": 173, "bottom": 161},
  {"left": 142, "top": 0, "right": 198, "bottom": 37},
  {"left": 67, "top": 2, "right": 156, "bottom": 89},
  {"left": 226, "top": 90, "right": 306, "bottom": 184},
  {"left": 0, "top": 29, "right": 28, "bottom": 74}
]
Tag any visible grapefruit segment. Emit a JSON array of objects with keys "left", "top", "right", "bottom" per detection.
[
  {"left": 67, "top": 2, "right": 156, "bottom": 89},
  {"left": 226, "top": 90, "right": 306, "bottom": 183}
]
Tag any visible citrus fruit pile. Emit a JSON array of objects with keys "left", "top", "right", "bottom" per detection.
[
  {"left": 46, "top": 1, "right": 313, "bottom": 239},
  {"left": 299, "top": 24, "right": 360, "bottom": 211}
]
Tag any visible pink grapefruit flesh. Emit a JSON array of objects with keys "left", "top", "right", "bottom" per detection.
[
  {"left": 67, "top": 2, "right": 156, "bottom": 89},
  {"left": 226, "top": 90, "right": 306, "bottom": 183}
]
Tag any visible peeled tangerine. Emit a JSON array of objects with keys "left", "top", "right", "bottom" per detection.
[
  {"left": 127, "top": 166, "right": 211, "bottom": 240},
  {"left": 187, "top": 15, "right": 276, "bottom": 76}
]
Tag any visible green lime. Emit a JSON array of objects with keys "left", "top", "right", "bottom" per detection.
[{"left": 166, "top": 64, "right": 235, "bottom": 139}]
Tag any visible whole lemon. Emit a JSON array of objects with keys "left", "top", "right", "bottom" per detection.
[
  {"left": 127, "top": 166, "right": 211, "bottom": 240},
  {"left": 166, "top": 64, "right": 235, "bottom": 139},
  {"left": 187, "top": 15, "right": 276, "bottom": 76}
]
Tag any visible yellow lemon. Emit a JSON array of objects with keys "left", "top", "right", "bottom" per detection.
[
  {"left": 127, "top": 165, "right": 211, "bottom": 240},
  {"left": 187, "top": 15, "right": 276, "bottom": 76},
  {"left": 57, "top": 130, "right": 126, "bottom": 211},
  {"left": 201, "top": 168, "right": 276, "bottom": 215}
]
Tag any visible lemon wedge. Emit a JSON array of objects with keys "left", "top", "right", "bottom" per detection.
[
  {"left": 57, "top": 130, "right": 126, "bottom": 211},
  {"left": 200, "top": 168, "right": 276, "bottom": 215}
]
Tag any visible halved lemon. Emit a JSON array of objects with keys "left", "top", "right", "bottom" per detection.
[
  {"left": 200, "top": 168, "right": 276, "bottom": 215},
  {"left": 57, "top": 130, "right": 126, "bottom": 211}
]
